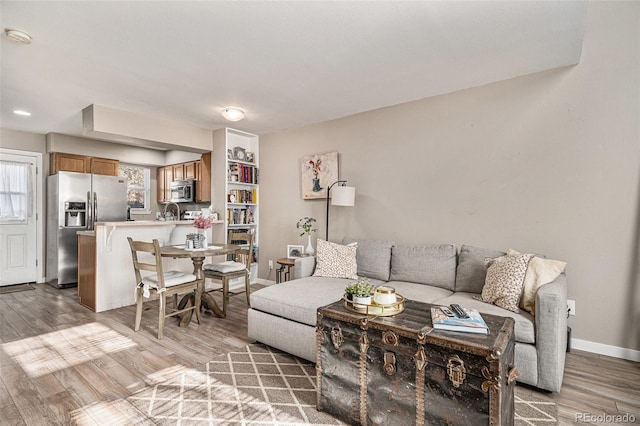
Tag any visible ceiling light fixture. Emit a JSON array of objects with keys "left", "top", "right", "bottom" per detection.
[
  {"left": 4, "top": 28, "right": 32, "bottom": 45},
  {"left": 13, "top": 110, "right": 31, "bottom": 116},
  {"left": 221, "top": 108, "right": 245, "bottom": 122}
]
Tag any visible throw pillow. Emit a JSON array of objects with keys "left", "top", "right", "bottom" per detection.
[
  {"left": 481, "top": 252, "right": 533, "bottom": 313},
  {"left": 509, "top": 249, "right": 567, "bottom": 315},
  {"left": 312, "top": 239, "right": 358, "bottom": 279}
]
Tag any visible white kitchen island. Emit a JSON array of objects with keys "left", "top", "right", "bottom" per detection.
[{"left": 77, "top": 220, "right": 223, "bottom": 312}]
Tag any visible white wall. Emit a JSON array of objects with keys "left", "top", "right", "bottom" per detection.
[{"left": 258, "top": 2, "right": 640, "bottom": 352}]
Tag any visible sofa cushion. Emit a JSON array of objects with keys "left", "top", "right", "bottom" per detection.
[
  {"left": 455, "top": 245, "right": 506, "bottom": 293},
  {"left": 390, "top": 244, "right": 457, "bottom": 290},
  {"left": 386, "top": 281, "right": 453, "bottom": 304},
  {"left": 343, "top": 238, "right": 394, "bottom": 281},
  {"left": 312, "top": 239, "right": 358, "bottom": 279},
  {"left": 250, "top": 277, "right": 349, "bottom": 327},
  {"left": 433, "top": 293, "right": 535, "bottom": 344},
  {"left": 482, "top": 253, "right": 534, "bottom": 313}
]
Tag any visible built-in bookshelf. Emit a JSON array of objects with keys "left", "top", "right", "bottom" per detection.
[{"left": 212, "top": 128, "right": 259, "bottom": 283}]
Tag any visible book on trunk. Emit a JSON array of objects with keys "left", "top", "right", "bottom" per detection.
[{"left": 431, "top": 306, "right": 489, "bottom": 334}]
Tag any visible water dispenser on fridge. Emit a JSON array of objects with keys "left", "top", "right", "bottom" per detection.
[{"left": 64, "top": 201, "right": 86, "bottom": 227}]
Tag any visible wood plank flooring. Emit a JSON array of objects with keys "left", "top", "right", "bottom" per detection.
[{"left": 0, "top": 283, "right": 638, "bottom": 425}]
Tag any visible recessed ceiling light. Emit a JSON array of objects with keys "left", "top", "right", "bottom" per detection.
[
  {"left": 13, "top": 110, "right": 31, "bottom": 116},
  {"left": 221, "top": 108, "right": 245, "bottom": 122},
  {"left": 4, "top": 28, "right": 32, "bottom": 45}
]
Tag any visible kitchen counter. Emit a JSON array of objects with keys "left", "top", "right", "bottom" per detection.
[
  {"left": 77, "top": 220, "right": 224, "bottom": 312},
  {"left": 95, "top": 219, "right": 224, "bottom": 227}
]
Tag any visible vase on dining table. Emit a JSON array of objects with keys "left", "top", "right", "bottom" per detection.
[{"left": 197, "top": 228, "right": 208, "bottom": 249}]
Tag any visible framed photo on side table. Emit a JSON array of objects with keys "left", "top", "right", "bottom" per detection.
[{"left": 287, "top": 245, "right": 304, "bottom": 258}]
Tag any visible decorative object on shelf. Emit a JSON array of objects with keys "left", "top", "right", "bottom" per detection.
[
  {"left": 193, "top": 214, "right": 212, "bottom": 248},
  {"left": 297, "top": 217, "right": 317, "bottom": 256},
  {"left": 301, "top": 151, "right": 338, "bottom": 199},
  {"left": 345, "top": 279, "right": 374, "bottom": 311},
  {"left": 287, "top": 244, "right": 304, "bottom": 258},
  {"left": 246, "top": 152, "right": 255, "bottom": 163},
  {"left": 325, "top": 180, "right": 356, "bottom": 241},
  {"left": 232, "top": 146, "right": 246, "bottom": 161}
]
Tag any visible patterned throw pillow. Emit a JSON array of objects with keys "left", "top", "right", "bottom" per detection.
[
  {"left": 312, "top": 239, "right": 358, "bottom": 279},
  {"left": 509, "top": 249, "right": 567, "bottom": 316},
  {"left": 481, "top": 252, "right": 534, "bottom": 313}
]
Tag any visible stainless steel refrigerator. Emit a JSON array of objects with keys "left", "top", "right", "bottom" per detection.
[{"left": 46, "top": 171, "right": 127, "bottom": 288}]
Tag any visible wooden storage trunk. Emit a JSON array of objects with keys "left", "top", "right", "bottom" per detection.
[{"left": 316, "top": 299, "right": 517, "bottom": 426}]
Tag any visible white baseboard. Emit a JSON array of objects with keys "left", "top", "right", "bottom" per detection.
[{"left": 571, "top": 338, "right": 640, "bottom": 362}]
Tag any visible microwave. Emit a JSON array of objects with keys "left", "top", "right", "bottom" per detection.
[{"left": 170, "top": 180, "right": 195, "bottom": 203}]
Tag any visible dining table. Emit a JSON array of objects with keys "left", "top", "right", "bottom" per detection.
[{"left": 160, "top": 242, "right": 240, "bottom": 326}]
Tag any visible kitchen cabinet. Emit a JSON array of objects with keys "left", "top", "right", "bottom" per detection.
[
  {"left": 51, "top": 152, "right": 88, "bottom": 174},
  {"left": 50, "top": 152, "right": 119, "bottom": 176},
  {"left": 196, "top": 153, "right": 211, "bottom": 202},
  {"left": 77, "top": 233, "right": 96, "bottom": 311},
  {"left": 157, "top": 154, "right": 211, "bottom": 203},
  {"left": 184, "top": 161, "right": 197, "bottom": 180},
  {"left": 157, "top": 167, "right": 166, "bottom": 203},
  {"left": 156, "top": 166, "right": 174, "bottom": 203},
  {"left": 172, "top": 164, "right": 184, "bottom": 181},
  {"left": 89, "top": 157, "right": 119, "bottom": 176}
]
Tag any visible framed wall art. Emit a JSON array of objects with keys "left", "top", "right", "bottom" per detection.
[{"left": 301, "top": 151, "right": 338, "bottom": 200}]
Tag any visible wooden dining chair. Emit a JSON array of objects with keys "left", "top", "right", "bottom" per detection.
[
  {"left": 202, "top": 231, "right": 254, "bottom": 318},
  {"left": 127, "top": 237, "right": 202, "bottom": 339}
]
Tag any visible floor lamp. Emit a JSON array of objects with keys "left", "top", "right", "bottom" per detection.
[{"left": 325, "top": 180, "right": 356, "bottom": 241}]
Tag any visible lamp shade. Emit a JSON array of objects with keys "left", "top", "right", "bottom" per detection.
[{"left": 331, "top": 185, "right": 355, "bottom": 206}]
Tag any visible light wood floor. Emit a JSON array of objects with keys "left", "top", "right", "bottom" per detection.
[{"left": 0, "top": 283, "right": 638, "bottom": 425}]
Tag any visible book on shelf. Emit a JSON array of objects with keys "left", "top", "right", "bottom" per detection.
[{"left": 430, "top": 307, "right": 489, "bottom": 334}]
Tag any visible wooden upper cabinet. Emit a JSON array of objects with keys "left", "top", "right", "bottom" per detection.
[
  {"left": 164, "top": 166, "right": 173, "bottom": 201},
  {"left": 89, "top": 157, "right": 119, "bottom": 176},
  {"left": 172, "top": 164, "right": 184, "bottom": 181},
  {"left": 157, "top": 167, "right": 166, "bottom": 203},
  {"left": 196, "top": 152, "right": 211, "bottom": 203},
  {"left": 184, "top": 161, "right": 197, "bottom": 180},
  {"left": 50, "top": 152, "right": 88, "bottom": 174},
  {"left": 50, "top": 152, "right": 119, "bottom": 176}
]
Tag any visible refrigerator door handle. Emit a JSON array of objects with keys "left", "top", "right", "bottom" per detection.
[
  {"left": 93, "top": 192, "right": 98, "bottom": 228},
  {"left": 86, "top": 191, "right": 92, "bottom": 230}
]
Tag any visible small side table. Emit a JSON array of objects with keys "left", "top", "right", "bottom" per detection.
[{"left": 276, "top": 257, "right": 296, "bottom": 283}]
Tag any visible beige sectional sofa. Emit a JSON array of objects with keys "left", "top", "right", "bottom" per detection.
[{"left": 247, "top": 239, "right": 567, "bottom": 392}]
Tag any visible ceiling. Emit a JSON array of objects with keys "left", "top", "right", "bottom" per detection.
[{"left": 1, "top": 1, "right": 589, "bottom": 141}]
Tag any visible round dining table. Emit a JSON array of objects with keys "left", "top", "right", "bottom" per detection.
[{"left": 160, "top": 243, "right": 240, "bottom": 326}]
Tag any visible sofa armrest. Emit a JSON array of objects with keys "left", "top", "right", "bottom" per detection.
[
  {"left": 294, "top": 256, "right": 316, "bottom": 279},
  {"left": 534, "top": 273, "right": 568, "bottom": 392}
]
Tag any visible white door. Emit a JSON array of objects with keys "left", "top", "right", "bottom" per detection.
[{"left": 0, "top": 152, "right": 38, "bottom": 286}]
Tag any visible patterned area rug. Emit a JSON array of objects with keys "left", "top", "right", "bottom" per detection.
[
  {"left": 0, "top": 283, "right": 35, "bottom": 294},
  {"left": 128, "top": 344, "right": 557, "bottom": 425}
]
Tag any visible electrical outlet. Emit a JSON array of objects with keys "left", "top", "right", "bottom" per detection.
[
  {"left": 268, "top": 260, "right": 273, "bottom": 270},
  {"left": 567, "top": 300, "right": 576, "bottom": 316}
]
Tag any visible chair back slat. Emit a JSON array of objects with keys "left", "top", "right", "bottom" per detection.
[{"left": 127, "top": 237, "right": 166, "bottom": 288}]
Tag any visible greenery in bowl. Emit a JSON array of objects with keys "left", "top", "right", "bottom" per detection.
[{"left": 345, "top": 279, "right": 374, "bottom": 298}]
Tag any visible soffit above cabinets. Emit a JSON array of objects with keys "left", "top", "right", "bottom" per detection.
[{"left": 1, "top": 1, "right": 588, "bottom": 139}]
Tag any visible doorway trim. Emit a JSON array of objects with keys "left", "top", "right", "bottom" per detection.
[{"left": 0, "top": 148, "right": 44, "bottom": 283}]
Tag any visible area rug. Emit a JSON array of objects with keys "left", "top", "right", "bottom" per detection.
[
  {"left": 0, "top": 283, "right": 35, "bottom": 294},
  {"left": 128, "top": 344, "right": 557, "bottom": 425}
]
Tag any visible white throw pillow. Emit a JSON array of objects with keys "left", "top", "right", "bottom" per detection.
[
  {"left": 509, "top": 249, "right": 567, "bottom": 315},
  {"left": 312, "top": 239, "right": 358, "bottom": 279}
]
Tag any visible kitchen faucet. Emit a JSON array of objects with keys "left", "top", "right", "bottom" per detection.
[{"left": 163, "top": 202, "right": 180, "bottom": 221}]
